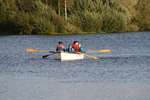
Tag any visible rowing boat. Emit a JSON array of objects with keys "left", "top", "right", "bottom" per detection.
[
  {"left": 55, "top": 52, "right": 85, "bottom": 61},
  {"left": 26, "top": 48, "right": 112, "bottom": 61}
]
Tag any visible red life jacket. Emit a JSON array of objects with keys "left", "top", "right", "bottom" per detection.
[{"left": 72, "top": 43, "right": 80, "bottom": 52}]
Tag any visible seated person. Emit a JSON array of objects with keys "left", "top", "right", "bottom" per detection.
[
  {"left": 56, "top": 41, "right": 65, "bottom": 52},
  {"left": 71, "top": 41, "right": 84, "bottom": 53}
]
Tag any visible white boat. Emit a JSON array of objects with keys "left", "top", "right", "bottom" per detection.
[{"left": 55, "top": 52, "right": 85, "bottom": 61}]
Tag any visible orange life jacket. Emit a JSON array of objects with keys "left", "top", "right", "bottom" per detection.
[{"left": 72, "top": 43, "right": 80, "bottom": 52}]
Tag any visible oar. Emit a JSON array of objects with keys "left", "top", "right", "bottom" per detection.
[
  {"left": 26, "top": 48, "right": 49, "bottom": 53},
  {"left": 42, "top": 51, "right": 57, "bottom": 58},
  {"left": 26, "top": 48, "right": 112, "bottom": 53},
  {"left": 26, "top": 48, "right": 56, "bottom": 53},
  {"left": 77, "top": 52, "right": 98, "bottom": 60},
  {"left": 90, "top": 49, "right": 112, "bottom": 53},
  {"left": 42, "top": 53, "right": 56, "bottom": 59},
  {"left": 26, "top": 48, "right": 110, "bottom": 60},
  {"left": 84, "top": 53, "right": 99, "bottom": 60},
  {"left": 26, "top": 48, "right": 56, "bottom": 58},
  {"left": 83, "top": 49, "right": 112, "bottom": 60}
]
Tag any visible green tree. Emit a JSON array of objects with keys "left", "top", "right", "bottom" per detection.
[{"left": 136, "top": 0, "right": 150, "bottom": 31}]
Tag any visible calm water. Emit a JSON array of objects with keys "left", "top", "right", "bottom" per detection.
[
  {"left": 0, "top": 32, "right": 150, "bottom": 82},
  {"left": 1, "top": 32, "right": 150, "bottom": 100}
]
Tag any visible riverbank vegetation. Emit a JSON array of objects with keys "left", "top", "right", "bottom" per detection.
[{"left": 0, "top": 0, "right": 150, "bottom": 35}]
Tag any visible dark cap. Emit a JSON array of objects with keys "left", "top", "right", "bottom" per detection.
[{"left": 58, "top": 41, "right": 63, "bottom": 44}]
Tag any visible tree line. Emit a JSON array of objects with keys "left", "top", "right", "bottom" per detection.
[{"left": 0, "top": 0, "right": 150, "bottom": 35}]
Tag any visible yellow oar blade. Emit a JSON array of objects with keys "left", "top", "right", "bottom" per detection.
[
  {"left": 26, "top": 48, "right": 49, "bottom": 53},
  {"left": 95, "top": 49, "right": 112, "bottom": 53}
]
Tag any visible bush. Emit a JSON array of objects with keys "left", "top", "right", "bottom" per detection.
[
  {"left": 0, "top": 0, "right": 19, "bottom": 34},
  {"left": 64, "top": 23, "right": 81, "bottom": 33},
  {"left": 31, "top": 16, "right": 55, "bottom": 35},
  {"left": 80, "top": 11, "right": 102, "bottom": 32},
  {"left": 101, "top": 10, "right": 128, "bottom": 33},
  {"left": 50, "top": 10, "right": 66, "bottom": 33},
  {"left": 127, "top": 24, "right": 139, "bottom": 32},
  {"left": 135, "top": 0, "right": 150, "bottom": 31},
  {"left": 69, "top": 11, "right": 102, "bottom": 32}
]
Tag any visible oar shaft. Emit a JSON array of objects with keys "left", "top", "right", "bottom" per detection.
[
  {"left": 26, "top": 48, "right": 49, "bottom": 53},
  {"left": 84, "top": 54, "right": 98, "bottom": 60},
  {"left": 91, "top": 49, "right": 112, "bottom": 53}
]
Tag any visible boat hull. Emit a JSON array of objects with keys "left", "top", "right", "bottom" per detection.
[{"left": 55, "top": 52, "right": 84, "bottom": 61}]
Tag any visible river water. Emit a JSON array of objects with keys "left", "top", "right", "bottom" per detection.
[{"left": 0, "top": 32, "right": 150, "bottom": 100}]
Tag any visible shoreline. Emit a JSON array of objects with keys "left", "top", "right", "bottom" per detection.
[{"left": 0, "top": 31, "right": 149, "bottom": 36}]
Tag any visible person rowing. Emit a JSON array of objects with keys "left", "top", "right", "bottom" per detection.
[
  {"left": 42, "top": 41, "right": 65, "bottom": 59},
  {"left": 71, "top": 41, "right": 84, "bottom": 53},
  {"left": 56, "top": 41, "right": 65, "bottom": 52}
]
